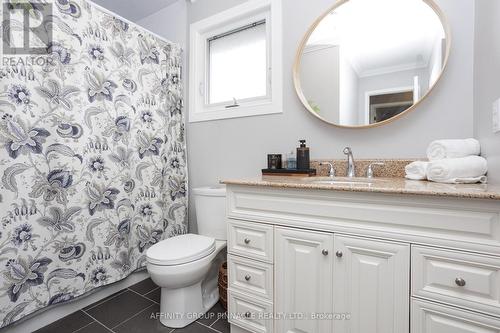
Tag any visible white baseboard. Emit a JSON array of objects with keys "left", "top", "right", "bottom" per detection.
[{"left": 2, "top": 270, "right": 150, "bottom": 333}]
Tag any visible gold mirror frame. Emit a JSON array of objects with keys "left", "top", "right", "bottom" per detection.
[{"left": 293, "top": 0, "right": 452, "bottom": 129}]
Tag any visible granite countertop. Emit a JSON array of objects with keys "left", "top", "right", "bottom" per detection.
[{"left": 221, "top": 176, "right": 500, "bottom": 201}]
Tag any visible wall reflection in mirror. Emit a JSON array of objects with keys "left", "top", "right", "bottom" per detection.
[{"left": 296, "top": 0, "right": 448, "bottom": 127}]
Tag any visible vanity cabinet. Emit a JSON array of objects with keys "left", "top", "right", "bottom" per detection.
[{"left": 225, "top": 184, "right": 500, "bottom": 333}]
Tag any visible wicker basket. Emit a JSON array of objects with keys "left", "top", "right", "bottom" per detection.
[{"left": 218, "top": 261, "right": 228, "bottom": 310}]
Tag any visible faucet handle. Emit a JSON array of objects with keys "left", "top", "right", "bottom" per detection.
[
  {"left": 343, "top": 147, "right": 352, "bottom": 155},
  {"left": 366, "top": 162, "right": 385, "bottom": 178},
  {"left": 320, "top": 162, "right": 335, "bottom": 177}
]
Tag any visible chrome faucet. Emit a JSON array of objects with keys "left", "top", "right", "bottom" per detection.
[
  {"left": 343, "top": 147, "right": 355, "bottom": 177},
  {"left": 366, "top": 162, "right": 385, "bottom": 178},
  {"left": 320, "top": 162, "right": 335, "bottom": 178}
]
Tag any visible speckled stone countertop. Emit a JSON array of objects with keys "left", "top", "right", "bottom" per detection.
[
  {"left": 312, "top": 159, "right": 418, "bottom": 178},
  {"left": 221, "top": 176, "right": 500, "bottom": 201}
]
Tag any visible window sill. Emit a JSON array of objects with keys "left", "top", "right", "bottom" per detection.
[{"left": 189, "top": 102, "right": 282, "bottom": 123}]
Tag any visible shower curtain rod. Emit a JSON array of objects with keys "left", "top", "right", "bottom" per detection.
[{"left": 86, "top": 0, "right": 181, "bottom": 47}]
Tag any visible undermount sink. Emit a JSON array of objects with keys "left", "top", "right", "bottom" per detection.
[{"left": 307, "top": 177, "right": 387, "bottom": 186}]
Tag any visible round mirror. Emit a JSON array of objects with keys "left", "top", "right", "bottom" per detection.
[{"left": 294, "top": 0, "right": 450, "bottom": 128}]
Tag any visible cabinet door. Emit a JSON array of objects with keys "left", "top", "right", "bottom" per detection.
[
  {"left": 333, "top": 235, "right": 410, "bottom": 333},
  {"left": 275, "top": 227, "right": 334, "bottom": 333}
]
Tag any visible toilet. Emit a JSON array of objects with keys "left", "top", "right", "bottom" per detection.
[{"left": 146, "top": 185, "right": 227, "bottom": 328}]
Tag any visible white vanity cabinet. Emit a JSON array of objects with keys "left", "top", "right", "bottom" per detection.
[{"left": 225, "top": 184, "right": 500, "bottom": 333}]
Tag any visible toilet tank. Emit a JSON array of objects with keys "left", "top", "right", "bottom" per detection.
[{"left": 193, "top": 185, "right": 227, "bottom": 240}]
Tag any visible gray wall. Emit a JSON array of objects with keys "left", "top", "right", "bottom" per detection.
[
  {"left": 136, "top": 0, "right": 187, "bottom": 48},
  {"left": 356, "top": 67, "right": 429, "bottom": 123},
  {"left": 474, "top": 0, "right": 500, "bottom": 183},
  {"left": 339, "top": 52, "right": 359, "bottom": 125},
  {"left": 138, "top": 0, "right": 476, "bottom": 230},
  {"left": 301, "top": 46, "right": 340, "bottom": 122}
]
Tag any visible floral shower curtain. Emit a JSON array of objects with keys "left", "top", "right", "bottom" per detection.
[{"left": 0, "top": 0, "right": 187, "bottom": 327}]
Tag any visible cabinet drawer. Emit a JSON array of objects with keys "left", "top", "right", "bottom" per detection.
[
  {"left": 228, "top": 290, "right": 273, "bottom": 333},
  {"left": 228, "top": 254, "right": 273, "bottom": 301},
  {"left": 411, "top": 298, "right": 500, "bottom": 332},
  {"left": 412, "top": 246, "right": 500, "bottom": 317},
  {"left": 228, "top": 220, "right": 273, "bottom": 263}
]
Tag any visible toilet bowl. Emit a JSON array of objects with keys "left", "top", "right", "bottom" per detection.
[
  {"left": 146, "top": 185, "right": 226, "bottom": 328},
  {"left": 147, "top": 235, "right": 226, "bottom": 328}
]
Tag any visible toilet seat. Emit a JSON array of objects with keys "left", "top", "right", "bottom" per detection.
[{"left": 146, "top": 234, "right": 216, "bottom": 266}]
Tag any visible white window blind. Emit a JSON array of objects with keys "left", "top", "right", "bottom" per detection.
[{"left": 208, "top": 20, "right": 268, "bottom": 105}]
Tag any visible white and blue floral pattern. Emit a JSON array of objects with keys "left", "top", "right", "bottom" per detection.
[{"left": 0, "top": 0, "right": 187, "bottom": 327}]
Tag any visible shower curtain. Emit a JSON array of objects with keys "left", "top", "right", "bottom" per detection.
[{"left": 0, "top": 0, "right": 187, "bottom": 327}]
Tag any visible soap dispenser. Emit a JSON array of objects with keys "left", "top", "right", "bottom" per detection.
[{"left": 296, "top": 140, "right": 310, "bottom": 170}]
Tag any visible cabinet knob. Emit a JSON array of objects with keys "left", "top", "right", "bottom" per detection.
[
  {"left": 336, "top": 251, "right": 343, "bottom": 258},
  {"left": 244, "top": 238, "right": 251, "bottom": 244},
  {"left": 244, "top": 311, "right": 251, "bottom": 318},
  {"left": 322, "top": 249, "right": 329, "bottom": 256},
  {"left": 455, "top": 278, "right": 466, "bottom": 287},
  {"left": 245, "top": 275, "right": 251, "bottom": 281}
]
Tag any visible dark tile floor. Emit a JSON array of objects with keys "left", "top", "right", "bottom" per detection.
[{"left": 34, "top": 278, "right": 229, "bottom": 333}]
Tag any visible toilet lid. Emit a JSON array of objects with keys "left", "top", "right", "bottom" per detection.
[{"left": 146, "top": 234, "right": 216, "bottom": 266}]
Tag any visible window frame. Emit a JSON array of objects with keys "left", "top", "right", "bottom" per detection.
[{"left": 189, "top": 0, "right": 283, "bottom": 122}]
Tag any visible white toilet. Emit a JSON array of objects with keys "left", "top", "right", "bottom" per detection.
[{"left": 146, "top": 185, "right": 227, "bottom": 328}]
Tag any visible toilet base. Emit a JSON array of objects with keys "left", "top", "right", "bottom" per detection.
[{"left": 159, "top": 282, "right": 219, "bottom": 328}]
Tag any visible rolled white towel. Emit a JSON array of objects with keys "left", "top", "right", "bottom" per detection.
[
  {"left": 426, "top": 138, "right": 480, "bottom": 161},
  {"left": 405, "top": 161, "right": 429, "bottom": 180},
  {"left": 427, "top": 156, "right": 488, "bottom": 184},
  {"left": 442, "top": 176, "right": 488, "bottom": 184}
]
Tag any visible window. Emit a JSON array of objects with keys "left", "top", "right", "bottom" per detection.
[
  {"left": 189, "top": 0, "right": 282, "bottom": 122},
  {"left": 208, "top": 20, "right": 268, "bottom": 105}
]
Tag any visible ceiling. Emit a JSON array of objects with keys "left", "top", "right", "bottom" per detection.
[{"left": 92, "top": 0, "right": 180, "bottom": 21}]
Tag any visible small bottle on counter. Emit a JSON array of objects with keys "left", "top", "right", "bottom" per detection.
[
  {"left": 267, "top": 154, "right": 282, "bottom": 169},
  {"left": 287, "top": 150, "right": 297, "bottom": 169},
  {"left": 296, "top": 140, "right": 310, "bottom": 170}
]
